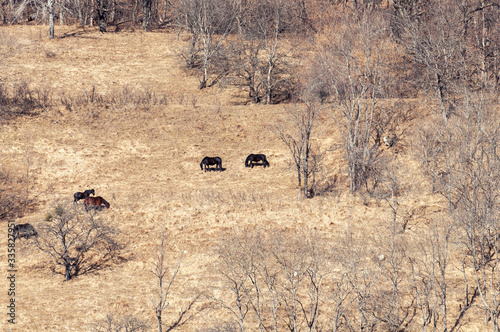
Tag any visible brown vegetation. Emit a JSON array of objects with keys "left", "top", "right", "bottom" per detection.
[{"left": 0, "top": 0, "right": 499, "bottom": 330}]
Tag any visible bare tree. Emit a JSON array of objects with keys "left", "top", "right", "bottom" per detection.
[
  {"left": 215, "top": 228, "right": 329, "bottom": 331},
  {"left": 176, "top": 0, "right": 237, "bottom": 89},
  {"left": 392, "top": 0, "right": 469, "bottom": 122},
  {"left": 409, "top": 218, "right": 457, "bottom": 332},
  {"left": 215, "top": 232, "right": 252, "bottom": 332},
  {"left": 256, "top": 0, "right": 289, "bottom": 104},
  {"left": 315, "top": 10, "right": 387, "bottom": 193},
  {"left": 151, "top": 228, "right": 198, "bottom": 332},
  {"left": 364, "top": 163, "right": 416, "bottom": 332},
  {"left": 338, "top": 230, "right": 379, "bottom": 331},
  {"left": 35, "top": 203, "right": 120, "bottom": 281},
  {"left": 229, "top": 35, "right": 265, "bottom": 103},
  {"left": 226, "top": 0, "right": 311, "bottom": 104},
  {"left": 416, "top": 85, "right": 500, "bottom": 331},
  {"left": 273, "top": 99, "right": 322, "bottom": 198},
  {"left": 452, "top": 93, "right": 500, "bottom": 331}
]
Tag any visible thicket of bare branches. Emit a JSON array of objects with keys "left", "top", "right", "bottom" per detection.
[
  {"left": 90, "top": 314, "right": 150, "bottom": 332},
  {"left": 213, "top": 229, "right": 330, "bottom": 332},
  {"left": 211, "top": 224, "right": 468, "bottom": 332}
]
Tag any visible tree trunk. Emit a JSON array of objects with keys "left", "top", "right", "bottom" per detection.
[
  {"left": 157, "top": 312, "right": 162, "bottom": 332},
  {"left": 143, "top": 0, "right": 152, "bottom": 31},
  {"left": 48, "top": 0, "right": 55, "bottom": 39}
]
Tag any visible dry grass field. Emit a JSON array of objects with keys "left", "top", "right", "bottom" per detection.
[{"left": 0, "top": 25, "right": 474, "bottom": 331}]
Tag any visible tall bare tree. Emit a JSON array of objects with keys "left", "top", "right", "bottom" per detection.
[
  {"left": 452, "top": 92, "right": 500, "bottom": 331},
  {"left": 416, "top": 84, "right": 500, "bottom": 330},
  {"left": 316, "top": 10, "right": 387, "bottom": 193},
  {"left": 151, "top": 229, "right": 198, "bottom": 332},
  {"left": 177, "top": 0, "right": 237, "bottom": 89},
  {"left": 273, "top": 98, "right": 322, "bottom": 198}
]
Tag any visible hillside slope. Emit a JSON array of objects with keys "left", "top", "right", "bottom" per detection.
[{"left": 0, "top": 25, "right": 450, "bottom": 331}]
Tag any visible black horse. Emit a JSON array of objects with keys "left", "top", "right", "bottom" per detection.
[
  {"left": 200, "top": 156, "right": 223, "bottom": 172},
  {"left": 74, "top": 189, "right": 95, "bottom": 203},
  {"left": 245, "top": 154, "right": 270, "bottom": 168}
]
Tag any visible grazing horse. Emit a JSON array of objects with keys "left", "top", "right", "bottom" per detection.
[
  {"left": 74, "top": 189, "right": 95, "bottom": 203},
  {"left": 14, "top": 223, "right": 38, "bottom": 240},
  {"left": 84, "top": 196, "right": 110, "bottom": 211},
  {"left": 200, "top": 156, "right": 223, "bottom": 172},
  {"left": 245, "top": 154, "right": 270, "bottom": 168}
]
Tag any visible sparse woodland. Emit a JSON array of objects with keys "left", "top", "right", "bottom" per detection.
[{"left": 1, "top": 0, "right": 500, "bottom": 331}]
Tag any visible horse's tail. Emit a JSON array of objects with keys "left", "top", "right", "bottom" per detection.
[
  {"left": 101, "top": 198, "right": 110, "bottom": 209},
  {"left": 263, "top": 156, "right": 270, "bottom": 167},
  {"left": 200, "top": 161, "right": 204, "bottom": 170}
]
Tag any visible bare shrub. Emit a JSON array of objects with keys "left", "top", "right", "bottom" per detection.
[
  {"left": 35, "top": 203, "right": 121, "bottom": 281},
  {"left": 176, "top": 0, "right": 237, "bottom": 89},
  {"left": 198, "top": 322, "right": 238, "bottom": 332},
  {"left": 0, "top": 81, "right": 52, "bottom": 121},
  {"left": 90, "top": 314, "right": 149, "bottom": 332},
  {"left": 314, "top": 10, "right": 389, "bottom": 193},
  {"left": 59, "top": 85, "right": 169, "bottom": 113},
  {"left": 273, "top": 99, "right": 323, "bottom": 198}
]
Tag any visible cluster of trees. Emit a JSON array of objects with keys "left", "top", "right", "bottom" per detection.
[
  {"left": 210, "top": 176, "right": 498, "bottom": 332},
  {"left": 209, "top": 223, "right": 463, "bottom": 332}
]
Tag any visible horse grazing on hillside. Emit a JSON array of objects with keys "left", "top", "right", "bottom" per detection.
[
  {"left": 74, "top": 189, "right": 95, "bottom": 203},
  {"left": 84, "top": 196, "right": 110, "bottom": 211},
  {"left": 200, "top": 156, "right": 223, "bottom": 172},
  {"left": 14, "top": 223, "right": 38, "bottom": 240},
  {"left": 245, "top": 154, "right": 270, "bottom": 168}
]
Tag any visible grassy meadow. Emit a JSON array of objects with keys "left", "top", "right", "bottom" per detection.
[{"left": 0, "top": 24, "right": 477, "bottom": 331}]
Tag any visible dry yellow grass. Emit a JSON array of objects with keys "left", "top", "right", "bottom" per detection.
[{"left": 0, "top": 25, "right": 470, "bottom": 331}]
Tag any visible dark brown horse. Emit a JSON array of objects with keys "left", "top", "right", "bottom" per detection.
[{"left": 84, "top": 196, "right": 110, "bottom": 211}]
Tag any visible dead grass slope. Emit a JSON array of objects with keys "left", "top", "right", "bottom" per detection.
[{"left": 0, "top": 25, "right": 448, "bottom": 331}]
